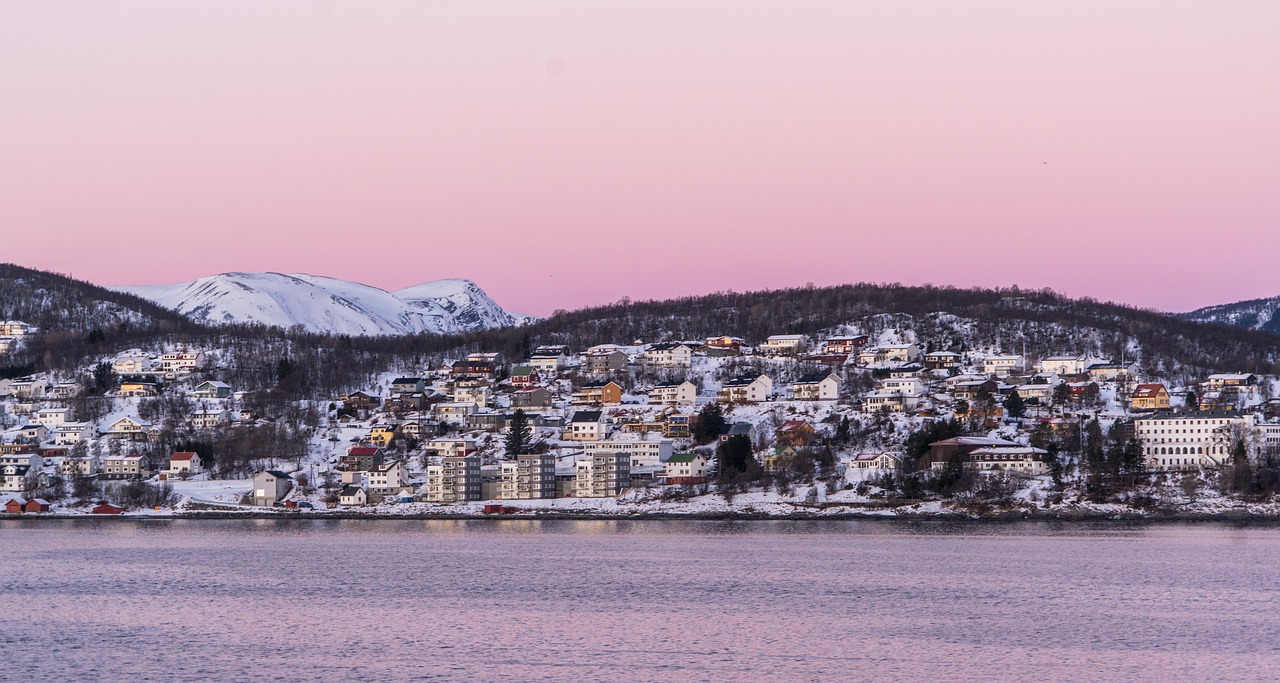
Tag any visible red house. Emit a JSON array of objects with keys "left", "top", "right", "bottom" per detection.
[
  {"left": 91, "top": 503, "right": 126, "bottom": 515},
  {"left": 24, "top": 498, "right": 51, "bottom": 513},
  {"left": 4, "top": 497, "right": 27, "bottom": 514}
]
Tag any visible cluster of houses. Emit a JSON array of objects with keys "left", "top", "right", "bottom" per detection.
[
  {"left": 0, "top": 320, "right": 34, "bottom": 356},
  {"left": 5, "top": 323, "right": 1280, "bottom": 514}
]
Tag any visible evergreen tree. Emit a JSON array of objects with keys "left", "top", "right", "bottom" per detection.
[
  {"left": 1004, "top": 390, "right": 1026, "bottom": 419},
  {"left": 504, "top": 409, "right": 533, "bottom": 457},
  {"left": 835, "top": 415, "right": 851, "bottom": 445},
  {"left": 92, "top": 361, "right": 117, "bottom": 395},
  {"left": 1052, "top": 382, "right": 1073, "bottom": 408},
  {"left": 716, "top": 434, "right": 754, "bottom": 479},
  {"left": 1229, "top": 438, "right": 1253, "bottom": 493},
  {"left": 695, "top": 402, "right": 727, "bottom": 444},
  {"left": 1082, "top": 418, "right": 1107, "bottom": 499},
  {"left": 1043, "top": 443, "right": 1065, "bottom": 490}
]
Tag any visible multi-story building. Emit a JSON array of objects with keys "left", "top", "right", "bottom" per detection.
[
  {"left": 498, "top": 453, "right": 557, "bottom": 499},
  {"left": 1134, "top": 410, "right": 1256, "bottom": 470},
  {"left": 424, "top": 455, "right": 481, "bottom": 503},
  {"left": 574, "top": 452, "right": 631, "bottom": 498},
  {"left": 582, "top": 437, "right": 674, "bottom": 468}
]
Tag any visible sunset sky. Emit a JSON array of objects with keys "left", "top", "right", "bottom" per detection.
[{"left": 2, "top": 1, "right": 1278, "bottom": 316}]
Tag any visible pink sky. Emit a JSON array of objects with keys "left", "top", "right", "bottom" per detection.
[{"left": 2, "top": 1, "right": 1279, "bottom": 316}]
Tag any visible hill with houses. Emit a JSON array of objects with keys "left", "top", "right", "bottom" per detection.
[{"left": 6, "top": 265, "right": 1280, "bottom": 519}]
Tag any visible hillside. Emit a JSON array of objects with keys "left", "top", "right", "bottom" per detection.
[
  {"left": 113, "top": 272, "right": 525, "bottom": 336},
  {"left": 0, "top": 263, "right": 200, "bottom": 375},
  {"left": 1184, "top": 296, "right": 1280, "bottom": 335},
  {"left": 452, "top": 285, "right": 1280, "bottom": 380}
]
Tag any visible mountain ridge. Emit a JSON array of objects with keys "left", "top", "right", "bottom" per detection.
[
  {"left": 1183, "top": 296, "right": 1280, "bottom": 335},
  {"left": 112, "top": 272, "right": 528, "bottom": 336}
]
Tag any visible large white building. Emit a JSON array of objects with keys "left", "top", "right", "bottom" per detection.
[
  {"left": 1134, "top": 410, "right": 1257, "bottom": 470},
  {"left": 582, "top": 437, "right": 674, "bottom": 468}
]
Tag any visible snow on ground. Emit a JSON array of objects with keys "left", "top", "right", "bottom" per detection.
[{"left": 169, "top": 478, "right": 252, "bottom": 505}]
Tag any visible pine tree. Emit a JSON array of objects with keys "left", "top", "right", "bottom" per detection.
[
  {"left": 504, "top": 409, "right": 533, "bottom": 457},
  {"left": 1230, "top": 439, "right": 1253, "bottom": 494},
  {"left": 1043, "top": 443, "right": 1064, "bottom": 490},
  {"left": 1004, "top": 390, "right": 1026, "bottom": 419},
  {"left": 716, "top": 434, "right": 754, "bottom": 480},
  {"left": 695, "top": 403, "right": 726, "bottom": 444},
  {"left": 835, "top": 416, "right": 850, "bottom": 445}
]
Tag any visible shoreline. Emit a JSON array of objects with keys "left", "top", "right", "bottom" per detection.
[{"left": 7, "top": 508, "right": 1280, "bottom": 524}]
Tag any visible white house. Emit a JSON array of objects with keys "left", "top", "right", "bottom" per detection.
[
  {"left": 113, "top": 356, "right": 154, "bottom": 374},
  {"left": 32, "top": 407, "right": 71, "bottom": 428},
  {"left": 843, "top": 452, "right": 902, "bottom": 479},
  {"left": 664, "top": 452, "right": 709, "bottom": 484},
  {"left": 189, "top": 409, "right": 230, "bottom": 430},
  {"left": 339, "top": 485, "right": 368, "bottom": 506},
  {"left": 982, "top": 355, "right": 1025, "bottom": 377},
  {"left": 54, "top": 422, "right": 92, "bottom": 446},
  {"left": 367, "top": 460, "right": 408, "bottom": 495},
  {"left": 1035, "top": 356, "right": 1090, "bottom": 376},
  {"left": 565, "top": 411, "right": 607, "bottom": 442},
  {"left": 648, "top": 381, "right": 698, "bottom": 405},
  {"left": 160, "top": 350, "right": 208, "bottom": 374},
  {"left": 717, "top": 375, "right": 773, "bottom": 404},
  {"left": 880, "top": 377, "right": 925, "bottom": 396},
  {"left": 789, "top": 373, "right": 841, "bottom": 401},
  {"left": 644, "top": 343, "right": 694, "bottom": 368},
  {"left": 105, "top": 416, "right": 155, "bottom": 440},
  {"left": 59, "top": 455, "right": 100, "bottom": 477},
  {"left": 166, "top": 451, "right": 204, "bottom": 477}
]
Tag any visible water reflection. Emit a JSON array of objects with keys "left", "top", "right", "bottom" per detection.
[{"left": 4, "top": 520, "right": 1280, "bottom": 681}]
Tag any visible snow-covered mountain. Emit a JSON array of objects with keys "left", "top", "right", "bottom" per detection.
[
  {"left": 113, "top": 272, "right": 529, "bottom": 336},
  {"left": 1183, "top": 296, "right": 1280, "bottom": 335}
]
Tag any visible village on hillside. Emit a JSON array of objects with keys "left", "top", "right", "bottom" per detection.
[{"left": 4, "top": 316, "right": 1280, "bottom": 518}]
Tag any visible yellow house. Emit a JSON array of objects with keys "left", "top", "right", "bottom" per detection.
[
  {"left": 118, "top": 381, "right": 159, "bottom": 397},
  {"left": 367, "top": 425, "right": 397, "bottom": 447},
  {"left": 1130, "top": 384, "right": 1170, "bottom": 411}
]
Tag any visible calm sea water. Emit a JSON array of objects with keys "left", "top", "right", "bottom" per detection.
[{"left": 2, "top": 519, "right": 1279, "bottom": 682}]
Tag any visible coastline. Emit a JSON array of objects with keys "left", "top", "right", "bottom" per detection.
[{"left": 8, "top": 507, "right": 1280, "bottom": 524}]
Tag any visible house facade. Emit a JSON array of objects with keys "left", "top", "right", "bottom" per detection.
[{"left": 717, "top": 375, "right": 772, "bottom": 404}]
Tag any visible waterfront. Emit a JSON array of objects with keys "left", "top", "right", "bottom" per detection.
[{"left": 2, "top": 520, "right": 1279, "bottom": 681}]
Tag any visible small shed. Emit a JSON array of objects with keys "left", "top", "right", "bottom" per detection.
[
  {"left": 4, "top": 497, "right": 28, "bottom": 514},
  {"left": 91, "top": 502, "right": 126, "bottom": 515},
  {"left": 24, "top": 498, "right": 51, "bottom": 513}
]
